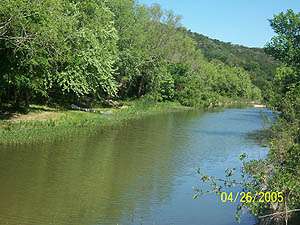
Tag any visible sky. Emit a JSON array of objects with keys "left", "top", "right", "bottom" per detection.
[{"left": 138, "top": 0, "right": 300, "bottom": 48}]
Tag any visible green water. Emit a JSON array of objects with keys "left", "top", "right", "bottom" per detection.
[{"left": 0, "top": 108, "right": 279, "bottom": 225}]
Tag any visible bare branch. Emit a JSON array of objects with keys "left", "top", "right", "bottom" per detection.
[{"left": 258, "top": 209, "right": 300, "bottom": 219}]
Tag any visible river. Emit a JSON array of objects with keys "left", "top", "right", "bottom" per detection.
[{"left": 0, "top": 107, "right": 277, "bottom": 225}]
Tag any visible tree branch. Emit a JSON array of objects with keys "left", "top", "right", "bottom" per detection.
[{"left": 258, "top": 209, "right": 300, "bottom": 219}]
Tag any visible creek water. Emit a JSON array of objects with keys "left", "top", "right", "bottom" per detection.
[{"left": 0, "top": 107, "right": 278, "bottom": 225}]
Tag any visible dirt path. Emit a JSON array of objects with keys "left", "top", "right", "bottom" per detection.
[{"left": 9, "top": 112, "right": 61, "bottom": 122}]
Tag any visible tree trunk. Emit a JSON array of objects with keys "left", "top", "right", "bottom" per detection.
[{"left": 138, "top": 76, "right": 144, "bottom": 97}]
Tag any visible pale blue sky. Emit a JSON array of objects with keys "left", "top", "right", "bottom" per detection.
[{"left": 138, "top": 0, "right": 300, "bottom": 47}]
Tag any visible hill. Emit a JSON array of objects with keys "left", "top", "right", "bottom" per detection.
[{"left": 188, "top": 31, "right": 279, "bottom": 98}]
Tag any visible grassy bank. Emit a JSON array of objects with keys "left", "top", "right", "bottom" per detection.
[{"left": 0, "top": 100, "right": 190, "bottom": 145}]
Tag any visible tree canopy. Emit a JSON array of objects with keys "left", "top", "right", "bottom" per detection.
[
  {"left": 243, "top": 9, "right": 300, "bottom": 224},
  {"left": 188, "top": 31, "right": 279, "bottom": 100},
  {"left": 0, "top": 0, "right": 263, "bottom": 110}
]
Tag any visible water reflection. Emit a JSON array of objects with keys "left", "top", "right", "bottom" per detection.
[{"left": 0, "top": 108, "right": 274, "bottom": 225}]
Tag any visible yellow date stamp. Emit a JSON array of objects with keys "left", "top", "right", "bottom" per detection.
[{"left": 220, "top": 191, "right": 284, "bottom": 203}]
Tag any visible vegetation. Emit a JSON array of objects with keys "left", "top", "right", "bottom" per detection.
[
  {"left": 243, "top": 9, "right": 300, "bottom": 225},
  {"left": 0, "top": 0, "right": 263, "bottom": 113},
  {"left": 195, "top": 9, "right": 300, "bottom": 225},
  {"left": 1, "top": 2, "right": 299, "bottom": 224},
  {"left": 0, "top": 99, "right": 189, "bottom": 145},
  {"left": 188, "top": 31, "right": 279, "bottom": 100}
]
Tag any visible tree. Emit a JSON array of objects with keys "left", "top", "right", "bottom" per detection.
[
  {"left": 243, "top": 9, "right": 300, "bottom": 224},
  {"left": 0, "top": 0, "right": 118, "bottom": 108},
  {"left": 266, "top": 9, "right": 300, "bottom": 68}
]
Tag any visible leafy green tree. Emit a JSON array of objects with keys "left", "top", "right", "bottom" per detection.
[
  {"left": 0, "top": 0, "right": 263, "bottom": 110},
  {"left": 242, "top": 9, "right": 300, "bottom": 224},
  {"left": 266, "top": 9, "right": 300, "bottom": 68},
  {"left": 188, "top": 30, "right": 278, "bottom": 100},
  {"left": 0, "top": 0, "right": 118, "bottom": 108}
]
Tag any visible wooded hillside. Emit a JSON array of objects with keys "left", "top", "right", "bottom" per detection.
[{"left": 0, "top": 0, "right": 264, "bottom": 111}]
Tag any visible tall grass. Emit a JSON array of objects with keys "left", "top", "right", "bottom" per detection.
[{"left": 0, "top": 100, "right": 189, "bottom": 145}]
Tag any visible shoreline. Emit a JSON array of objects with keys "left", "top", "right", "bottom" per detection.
[
  {"left": 0, "top": 101, "right": 191, "bottom": 145},
  {"left": 0, "top": 99, "right": 263, "bottom": 145},
  {"left": 253, "top": 104, "right": 266, "bottom": 108}
]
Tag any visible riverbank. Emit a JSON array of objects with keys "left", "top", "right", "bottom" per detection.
[
  {"left": 0, "top": 106, "right": 271, "bottom": 225},
  {"left": 0, "top": 101, "right": 190, "bottom": 145}
]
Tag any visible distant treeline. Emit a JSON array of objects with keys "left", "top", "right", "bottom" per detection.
[
  {"left": 188, "top": 31, "right": 279, "bottom": 100},
  {"left": 0, "top": 0, "right": 264, "bottom": 110}
]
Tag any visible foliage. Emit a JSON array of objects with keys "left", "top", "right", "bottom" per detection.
[
  {"left": 243, "top": 9, "right": 300, "bottom": 225},
  {"left": 0, "top": 0, "right": 262, "bottom": 110},
  {"left": 188, "top": 31, "right": 279, "bottom": 100},
  {"left": 0, "top": 0, "right": 118, "bottom": 107},
  {"left": 0, "top": 100, "right": 188, "bottom": 145},
  {"left": 3, "top": 2, "right": 299, "bottom": 223},
  {"left": 265, "top": 10, "right": 300, "bottom": 68},
  {"left": 193, "top": 9, "right": 299, "bottom": 225},
  {"left": 176, "top": 60, "right": 261, "bottom": 107}
]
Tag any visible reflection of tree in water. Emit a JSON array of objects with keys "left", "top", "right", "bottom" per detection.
[
  {"left": 0, "top": 111, "right": 200, "bottom": 225},
  {"left": 97, "top": 111, "right": 201, "bottom": 224}
]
